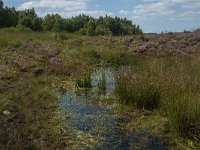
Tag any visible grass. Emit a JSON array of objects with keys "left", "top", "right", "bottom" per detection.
[
  {"left": 115, "top": 69, "right": 160, "bottom": 111},
  {"left": 0, "top": 30, "right": 90, "bottom": 149},
  {"left": 115, "top": 57, "right": 200, "bottom": 142},
  {"left": 165, "top": 94, "right": 200, "bottom": 140},
  {"left": 75, "top": 71, "right": 92, "bottom": 89},
  {"left": 97, "top": 71, "right": 107, "bottom": 93},
  {"left": 0, "top": 76, "right": 72, "bottom": 149}
]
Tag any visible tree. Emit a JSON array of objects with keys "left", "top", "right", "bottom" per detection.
[
  {"left": 52, "top": 14, "right": 65, "bottom": 31},
  {"left": 32, "top": 17, "right": 43, "bottom": 31},
  {"left": 70, "top": 15, "right": 91, "bottom": 32},
  {"left": 18, "top": 8, "right": 42, "bottom": 31},
  {"left": 0, "top": 1, "right": 143, "bottom": 34},
  {"left": 95, "top": 24, "right": 112, "bottom": 36},
  {"left": 43, "top": 14, "right": 65, "bottom": 31},
  {"left": 0, "top": 0, "right": 3, "bottom": 9},
  {"left": 43, "top": 14, "right": 55, "bottom": 31},
  {"left": 87, "top": 19, "right": 96, "bottom": 36},
  {"left": 0, "top": 4, "right": 18, "bottom": 28}
]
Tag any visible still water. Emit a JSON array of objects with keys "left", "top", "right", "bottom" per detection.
[{"left": 60, "top": 68, "right": 168, "bottom": 150}]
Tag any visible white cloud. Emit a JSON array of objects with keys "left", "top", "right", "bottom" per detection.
[
  {"left": 18, "top": 0, "right": 200, "bottom": 23},
  {"left": 133, "top": 2, "right": 175, "bottom": 18},
  {"left": 18, "top": 0, "right": 88, "bottom": 11},
  {"left": 18, "top": 0, "right": 113, "bottom": 18},
  {"left": 65, "top": 10, "right": 113, "bottom": 18},
  {"left": 169, "top": 10, "right": 200, "bottom": 20},
  {"left": 119, "top": 0, "right": 200, "bottom": 21},
  {"left": 38, "top": 10, "right": 113, "bottom": 18},
  {"left": 119, "top": 10, "right": 131, "bottom": 15}
]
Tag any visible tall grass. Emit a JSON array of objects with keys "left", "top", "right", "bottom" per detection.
[
  {"left": 160, "top": 59, "right": 200, "bottom": 140},
  {"left": 81, "top": 48, "right": 102, "bottom": 64},
  {"left": 115, "top": 56, "right": 200, "bottom": 140},
  {"left": 115, "top": 68, "right": 160, "bottom": 111},
  {"left": 163, "top": 93, "right": 200, "bottom": 140},
  {"left": 97, "top": 71, "right": 107, "bottom": 94},
  {"left": 0, "top": 38, "right": 9, "bottom": 48},
  {"left": 0, "top": 28, "right": 54, "bottom": 42},
  {"left": 75, "top": 72, "right": 92, "bottom": 89}
]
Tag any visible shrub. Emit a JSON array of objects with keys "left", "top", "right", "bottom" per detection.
[
  {"left": 51, "top": 32, "right": 69, "bottom": 41},
  {"left": 16, "top": 25, "right": 32, "bottom": 32},
  {"left": 1, "top": 27, "right": 20, "bottom": 33},
  {"left": 79, "top": 28, "right": 87, "bottom": 36}
]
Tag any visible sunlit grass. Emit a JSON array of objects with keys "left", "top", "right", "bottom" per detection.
[{"left": 115, "top": 57, "right": 200, "bottom": 141}]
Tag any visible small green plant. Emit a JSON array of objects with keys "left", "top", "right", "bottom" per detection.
[
  {"left": 75, "top": 72, "right": 92, "bottom": 89},
  {"left": 97, "top": 72, "right": 106, "bottom": 94},
  {"left": 82, "top": 48, "right": 102, "bottom": 63}
]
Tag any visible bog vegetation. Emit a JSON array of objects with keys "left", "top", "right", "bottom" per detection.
[
  {"left": 1, "top": 28, "right": 200, "bottom": 149},
  {"left": 1, "top": 0, "right": 200, "bottom": 149}
]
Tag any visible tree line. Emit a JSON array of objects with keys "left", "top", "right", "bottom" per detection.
[{"left": 0, "top": 0, "right": 143, "bottom": 35}]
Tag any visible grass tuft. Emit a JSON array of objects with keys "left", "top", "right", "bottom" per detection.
[
  {"left": 116, "top": 57, "right": 200, "bottom": 141},
  {"left": 115, "top": 73, "right": 160, "bottom": 111},
  {"left": 75, "top": 72, "right": 92, "bottom": 89}
]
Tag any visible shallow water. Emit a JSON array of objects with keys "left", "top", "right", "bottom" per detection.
[{"left": 60, "top": 68, "right": 169, "bottom": 150}]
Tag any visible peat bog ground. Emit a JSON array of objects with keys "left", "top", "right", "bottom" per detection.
[{"left": 1, "top": 29, "right": 200, "bottom": 149}]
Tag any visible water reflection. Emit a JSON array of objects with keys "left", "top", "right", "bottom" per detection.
[{"left": 60, "top": 68, "right": 169, "bottom": 150}]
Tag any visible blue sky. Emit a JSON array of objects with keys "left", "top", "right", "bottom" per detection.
[{"left": 3, "top": 0, "right": 200, "bottom": 33}]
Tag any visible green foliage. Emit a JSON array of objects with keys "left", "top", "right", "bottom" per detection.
[
  {"left": 18, "top": 8, "right": 42, "bottom": 31},
  {"left": 158, "top": 59, "right": 200, "bottom": 140},
  {"left": 1, "top": 29, "right": 200, "bottom": 148},
  {"left": 1, "top": 27, "right": 19, "bottom": 32},
  {"left": 81, "top": 48, "right": 102, "bottom": 63},
  {"left": 0, "top": 2, "right": 143, "bottom": 35},
  {"left": 52, "top": 32, "right": 69, "bottom": 41},
  {"left": 87, "top": 19, "right": 96, "bottom": 36},
  {"left": 16, "top": 24, "right": 32, "bottom": 31},
  {"left": 43, "top": 14, "right": 66, "bottom": 32},
  {"left": 79, "top": 28, "right": 87, "bottom": 35},
  {"left": 115, "top": 57, "right": 200, "bottom": 141},
  {"left": 115, "top": 73, "right": 160, "bottom": 110},
  {"left": 31, "top": 17, "right": 43, "bottom": 31},
  {"left": 0, "top": 0, "right": 3, "bottom": 9},
  {"left": 95, "top": 26, "right": 112, "bottom": 36},
  {"left": 0, "top": 38, "right": 8, "bottom": 47},
  {"left": 75, "top": 72, "right": 92, "bottom": 88},
  {"left": 0, "top": 6, "right": 18, "bottom": 28},
  {"left": 105, "top": 52, "right": 131, "bottom": 66},
  {"left": 97, "top": 72, "right": 106, "bottom": 93},
  {"left": 164, "top": 93, "right": 200, "bottom": 140},
  {"left": 103, "top": 49, "right": 139, "bottom": 66}
]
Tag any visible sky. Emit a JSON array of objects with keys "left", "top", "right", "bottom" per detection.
[{"left": 3, "top": 0, "right": 200, "bottom": 33}]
